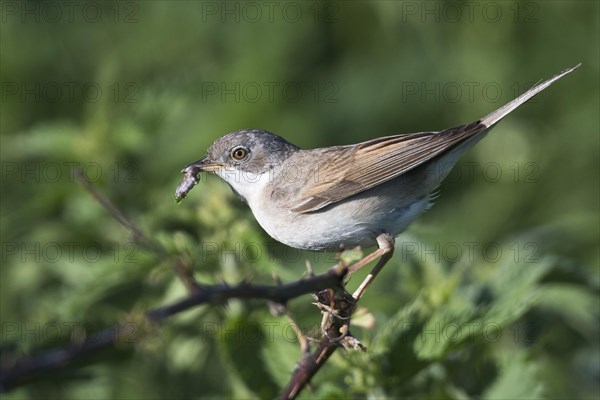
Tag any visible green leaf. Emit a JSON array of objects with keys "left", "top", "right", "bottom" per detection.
[
  {"left": 536, "top": 284, "right": 599, "bottom": 335},
  {"left": 414, "top": 307, "right": 476, "bottom": 360},
  {"left": 260, "top": 316, "right": 302, "bottom": 387},
  {"left": 219, "top": 314, "right": 280, "bottom": 399},
  {"left": 483, "top": 351, "right": 545, "bottom": 400}
]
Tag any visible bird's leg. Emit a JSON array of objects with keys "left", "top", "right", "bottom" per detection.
[{"left": 349, "top": 233, "right": 395, "bottom": 301}]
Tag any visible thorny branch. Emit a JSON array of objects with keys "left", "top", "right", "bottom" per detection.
[
  {"left": 0, "top": 265, "right": 349, "bottom": 392},
  {"left": 1, "top": 171, "right": 376, "bottom": 398},
  {"left": 279, "top": 288, "right": 366, "bottom": 399}
]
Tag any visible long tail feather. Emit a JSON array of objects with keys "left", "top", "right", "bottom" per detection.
[{"left": 479, "top": 63, "right": 581, "bottom": 128}]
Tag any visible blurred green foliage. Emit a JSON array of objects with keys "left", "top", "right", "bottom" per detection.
[{"left": 1, "top": 1, "right": 598, "bottom": 399}]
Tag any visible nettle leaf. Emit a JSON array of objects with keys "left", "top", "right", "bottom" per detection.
[
  {"left": 370, "top": 304, "right": 429, "bottom": 387},
  {"left": 535, "top": 284, "right": 599, "bottom": 334},
  {"left": 260, "top": 316, "right": 301, "bottom": 387},
  {"left": 371, "top": 305, "right": 421, "bottom": 357},
  {"left": 414, "top": 306, "right": 477, "bottom": 360},
  {"left": 218, "top": 314, "right": 279, "bottom": 399},
  {"left": 483, "top": 351, "right": 545, "bottom": 399},
  {"left": 483, "top": 258, "right": 554, "bottom": 327},
  {"left": 489, "top": 256, "right": 553, "bottom": 295}
]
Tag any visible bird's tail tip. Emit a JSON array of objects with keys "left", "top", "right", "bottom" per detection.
[{"left": 479, "top": 63, "right": 581, "bottom": 128}]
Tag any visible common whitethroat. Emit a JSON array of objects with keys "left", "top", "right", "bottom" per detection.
[{"left": 176, "top": 65, "right": 580, "bottom": 299}]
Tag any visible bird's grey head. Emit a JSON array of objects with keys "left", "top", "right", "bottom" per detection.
[
  {"left": 183, "top": 129, "right": 300, "bottom": 204},
  {"left": 200, "top": 129, "right": 299, "bottom": 175}
]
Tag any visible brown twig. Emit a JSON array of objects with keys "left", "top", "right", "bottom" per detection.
[
  {"left": 280, "top": 340, "right": 338, "bottom": 399},
  {"left": 0, "top": 264, "right": 348, "bottom": 392},
  {"left": 0, "top": 322, "right": 138, "bottom": 392},
  {"left": 145, "top": 264, "right": 348, "bottom": 322},
  {"left": 279, "top": 287, "right": 364, "bottom": 399}
]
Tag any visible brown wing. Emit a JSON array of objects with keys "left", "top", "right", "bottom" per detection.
[{"left": 289, "top": 121, "right": 486, "bottom": 213}]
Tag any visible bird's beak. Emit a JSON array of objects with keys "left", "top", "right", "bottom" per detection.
[
  {"left": 175, "top": 158, "right": 225, "bottom": 203},
  {"left": 180, "top": 158, "right": 224, "bottom": 174}
]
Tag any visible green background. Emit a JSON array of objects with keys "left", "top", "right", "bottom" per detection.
[{"left": 1, "top": 1, "right": 598, "bottom": 399}]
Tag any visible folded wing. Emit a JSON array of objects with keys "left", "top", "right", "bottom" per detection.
[{"left": 289, "top": 121, "right": 485, "bottom": 213}]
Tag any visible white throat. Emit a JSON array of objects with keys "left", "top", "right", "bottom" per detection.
[{"left": 216, "top": 168, "right": 272, "bottom": 205}]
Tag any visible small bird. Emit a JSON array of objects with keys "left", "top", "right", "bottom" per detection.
[{"left": 176, "top": 65, "right": 580, "bottom": 298}]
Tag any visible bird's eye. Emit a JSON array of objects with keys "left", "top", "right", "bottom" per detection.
[{"left": 230, "top": 146, "right": 248, "bottom": 161}]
